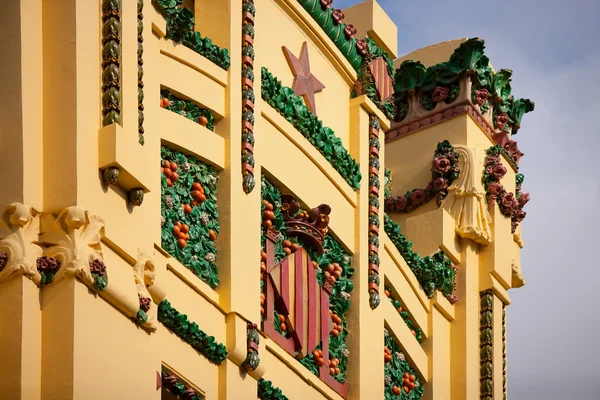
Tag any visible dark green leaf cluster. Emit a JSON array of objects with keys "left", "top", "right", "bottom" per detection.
[
  {"left": 384, "top": 330, "right": 424, "bottom": 400},
  {"left": 152, "top": 0, "right": 230, "bottom": 70},
  {"left": 393, "top": 38, "right": 534, "bottom": 128},
  {"left": 261, "top": 67, "right": 361, "bottom": 190},
  {"left": 261, "top": 176, "right": 354, "bottom": 383},
  {"left": 160, "top": 90, "right": 215, "bottom": 131},
  {"left": 257, "top": 378, "right": 289, "bottom": 400},
  {"left": 161, "top": 147, "right": 220, "bottom": 288},
  {"left": 383, "top": 215, "right": 455, "bottom": 298},
  {"left": 158, "top": 300, "right": 228, "bottom": 364},
  {"left": 384, "top": 287, "right": 423, "bottom": 343}
]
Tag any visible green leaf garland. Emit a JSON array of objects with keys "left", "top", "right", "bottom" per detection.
[
  {"left": 152, "top": 0, "right": 230, "bottom": 70},
  {"left": 158, "top": 299, "right": 228, "bottom": 365},
  {"left": 384, "top": 329, "right": 424, "bottom": 400},
  {"left": 261, "top": 67, "right": 361, "bottom": 190},
  {"left": 160, "top": 90, "right": 215, "bottom": 131},
  {"left": 383, "top": 215, "right": 455, "bottom": 298}
]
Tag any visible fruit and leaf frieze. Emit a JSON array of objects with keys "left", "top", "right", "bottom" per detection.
[
  {"left": 160, "top": 147, "right": 220, "bottom": 289},
  {"left": 388, "top": 38, "right": 534, "bottom": 163},
  {"left": 384, "top": 329, "right": 424, "bottom": 399},
  {"left": 480, "top": 290, "right": 494, "bottom": 400},
  {"left": 261, "top": 67, "right": 362, "bottom": 190},
  {"left": 384, "top": 141, "right": 460, "bottom": 214},
  {"left": 137, "top": 0, "right": 145, "bottom": 144},
  {"left": 101, "top": 0, "right": 122, "bottom": 127},
  {"left": 157, "top": 299, "right": 228, "bottom": 365},
  {"left": 260, "top": 176, "right": 353, "bottom": 390},
  {"left": 384, "top": 215, "right": 456, "bottom": 299},
  {"left": 160, "top": 90, "right": 215, "bottom": 131},
  {"left": 368, "top": 116, "right": 382, "bottom": 309},
  {"left": 160, "top": 369, "right": 203, "bottom": 400},
  {"left": 241, "top": 0, "right": 256, "bottom": 194},
  {"left": 152, "top": 0, "right": 231, "bottom": 70},
  {"left": 258, "top": 378, "right": 288, "bottom": 400},
  {"left": 383, "top": 287, "right": 423, "bottom": 343},
  {"left": 482, "top": 145, "right": 529, "bottom": 233}
]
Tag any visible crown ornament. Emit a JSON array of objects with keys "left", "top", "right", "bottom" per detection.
[{"left": 280, "top": 194, "right": 331, "bottom": 254}]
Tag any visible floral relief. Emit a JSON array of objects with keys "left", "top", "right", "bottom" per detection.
[
  {"left": 0, "top": 203, "right": 43, "bottom": 285},
  {"left": 39, "top": 206, "right": 106, "bottom": 290},
  {"left": 482, "top": 146, "right": 530, "bottom": 232},
  {"left": 385, "top": 141, "right": 460, "bottom": 213}
]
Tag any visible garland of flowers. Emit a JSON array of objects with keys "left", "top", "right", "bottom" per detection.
[
  {"left": 152, "top": 0, "right": 231, "bottom": 70},
  {"left": 295, "top": 0, "right": 396, "bottom": 119},
  {"left": 383, "top": 215, "right": 455, "bottom": 298},
  {"left": 158, "top": 299, "right": 228, "bottom": 364},
  {"left": 384, "top": 141, "right": 459, "bottom": 213},
  {"left": 101, "top": 0, "right": 122, "bottom": 126},
  {"left": 368, "top": 116, "right": 382, "bottom": 309},
  {"left": 260, "top": 176, "right": 354, "bottom": 384},
  {"left": 512, "top": 173, "right": 529, "bottom": 233},
  {"left": 241, "top": 0, "right": 256, "bottom": 193},
  {"left": 502, "top": 304, "right": 507, "bottom": 399},
  {"left": 258, "top": 378, "right": 288, "bottom": 400},
  {"left": 261, "top": 67, "right": 362, "bottom": 190},
  {"left": 160, "top": 90, "right": 215, "bottom": 131},
  {"left": 161, "top": 370, "right": 202, "bottom": 400},
  {"left": 160, "top": 147, "right": 220, "bottom": 288},
  {"left": 480, "top": 290, "right": 494, "bottom": 400},
  {"left": 241, "top": 322, "right": 261, "bottom": 372},
  {"left": 482, "top": 145, "right": 529, "bottom": 233},
  {"left": 383, "top": 287, "right": 422, "bottom": 343},
  {"left": 384, "top": 329, "right": 424, "bottom": 399},
  {"left": 36, "top": 256, "right": 61, "bottom": 286},
  {"left": 394, "top": 38, "right": 534, "bottom": 132},
  {"left": 137, "top": 0, "right": 145, "bottom": 144}
]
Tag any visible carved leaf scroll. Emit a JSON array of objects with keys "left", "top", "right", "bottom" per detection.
[
  {"left": 39, "top": 206, "right": 105, "bottom": 288},
  {"left": 0, "top": 203, "right": 43, "bottom": 285}
]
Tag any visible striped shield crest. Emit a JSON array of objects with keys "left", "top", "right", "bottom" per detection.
[{"left": 368, "top": 57, "right": 393, "bottom": 102}]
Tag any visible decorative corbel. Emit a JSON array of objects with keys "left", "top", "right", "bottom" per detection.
[
  {"left": 39, "top": 206, "right": 107, "bottom": 290},
  {"left": 0, "top": 203, "right": 43, "bottom": 285},
  {"left": 443, "top": 146, "right": 493, "bottom": 245},
  {"left": 132, "top": 250, "right": 167, "bottom": 332},
  {"left": 511, "top": 261, "right": 525, "bottom": 288}
]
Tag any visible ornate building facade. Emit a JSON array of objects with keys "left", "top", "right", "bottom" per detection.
[{"left": 0, "top": 0, "right": 532, "bottom": 399}]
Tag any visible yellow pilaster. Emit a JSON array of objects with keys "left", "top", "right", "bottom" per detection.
[
  {"left": 347, "top": 97, "right": 383, "bottom": 399},
  {"left": 451, "top": 240, "right": 480, "bottom": 400}
]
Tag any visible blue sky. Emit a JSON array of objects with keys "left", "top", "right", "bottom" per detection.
[{"left": 334, "top": 0, "right": 600, "bottom": 398}]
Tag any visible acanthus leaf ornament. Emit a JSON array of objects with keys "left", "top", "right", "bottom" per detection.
[
  {"left": 0, "top": 203, "right": 43, "bottom": 285},
  {"left": 39, "top": 206, "right": 106, "bottom": 290}
]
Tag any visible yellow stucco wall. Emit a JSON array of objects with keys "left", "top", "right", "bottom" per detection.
[{"left": 0, "top": 1, "right": 525, "bottom": 399}]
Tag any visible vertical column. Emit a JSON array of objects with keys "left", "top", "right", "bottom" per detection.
[
  {"left": 218, "top": 0, "right": 261, "bottom": 321},
  {"left": 347, "top": 100, "right": 384, "bottom": 400},
  {"left": 40, "top": 279, "right": 76, "bottom": 399},
  {"left": 42, "top": 0, "right": 78, "bottom": 211},
  {"left": 0, "top": 1, "right": 43, "bottom": 397},
  {"left": 450, "top": 240, "right": 480, "bottom": 400},
  {"left": 424, "top": 304, "right": 451, "bottom": 400}
]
